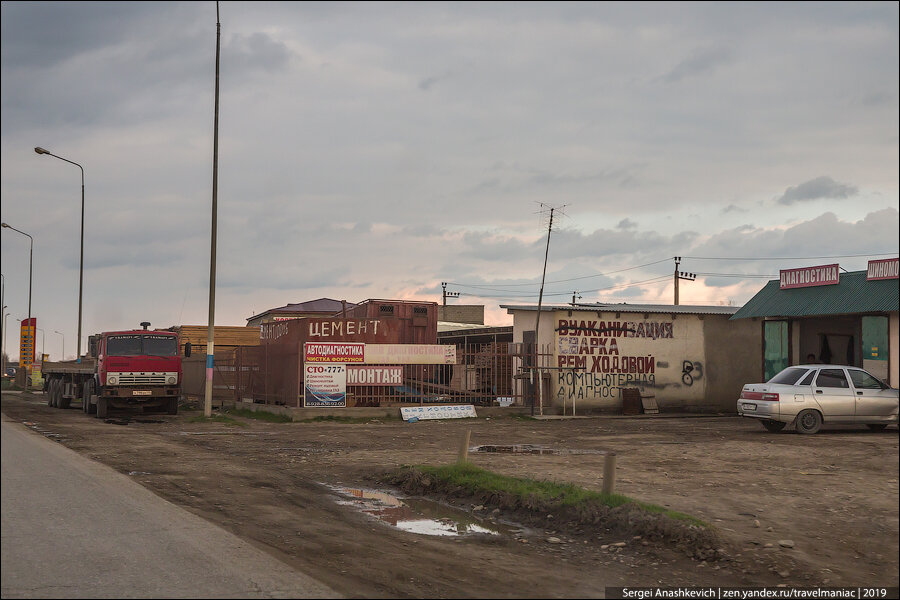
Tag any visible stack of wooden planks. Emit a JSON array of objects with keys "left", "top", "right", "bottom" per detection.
[{"left": 168, "top": 325, "right": 261, "bottom": 403}]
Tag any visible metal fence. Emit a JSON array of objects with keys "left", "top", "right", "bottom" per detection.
[{"left": 212, "top": 342, "right": 554, "bottom": 408}]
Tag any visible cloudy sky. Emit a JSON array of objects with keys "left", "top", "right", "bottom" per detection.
[{"left": 1, "top": 1, "right": 898, "bottom": 359}]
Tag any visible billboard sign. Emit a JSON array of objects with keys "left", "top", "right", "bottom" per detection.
[
  {"left": 364, "top": 344, "right": 456, "bottom": 365},
  {"left": 19, "top": 317, "right": 36, "bottom": 368},
  {"left": 400, "top": 405, "right": 477, "bottom": 421},
  {"left": 304, "top": 342, "right": 365, "bottom": 363},
  {"left": 779, "top": 264, "right": 839, "bottom": 290},
  {"left": 866, "top": 258, "right": 899, "bottom": 281},
  {"left": 347, "top": 365, "right": 403, "bottom": 386},
  {"left": 304, "top": 363, "right": 347, "bottom": 407}
]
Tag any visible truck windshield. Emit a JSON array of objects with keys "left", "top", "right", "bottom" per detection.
[{"left": 107, "top": 335, "right": 178, "bottom": 357}]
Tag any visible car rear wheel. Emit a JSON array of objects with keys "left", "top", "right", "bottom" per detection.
[
  {"left": 795, "top": 409, "right": 822, "bottom": 434},
  {"left": 867, "top": 424, "right": 888, "bottom": 432},
  {"left": 761, "top": 420, "right": 786, "bottom": 433}
]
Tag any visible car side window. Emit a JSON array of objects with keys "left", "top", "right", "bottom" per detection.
[
  {"left": 848, "top": 369, "right": 884, "bottom": 390},
  {"left": 798, "top": 370, "right": 816, "bottom": 386},
  {"left": 815, "top": 369, "right": 850, "bottom": 388}
]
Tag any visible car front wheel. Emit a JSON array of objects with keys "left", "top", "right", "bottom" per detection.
[{"left": 795, "top": 409, "right": 822, "bottom": 434}]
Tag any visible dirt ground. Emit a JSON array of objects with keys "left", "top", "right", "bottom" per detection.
[{"left": 2, "top": 390, "right": 898, "bottom": 598}]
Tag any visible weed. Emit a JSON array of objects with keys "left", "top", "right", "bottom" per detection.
[{"left": 227, "top": 407, "right": 292, "bottom": 423}]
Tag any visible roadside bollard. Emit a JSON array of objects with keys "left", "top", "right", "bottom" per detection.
[
  {"left": 601, "top": 452, "right": 617, "bottom": 495},
  {"left": 457, "top": 428, "right": 472, "bottom": 465}
]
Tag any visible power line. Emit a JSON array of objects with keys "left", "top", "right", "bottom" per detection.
[
  {"left": 684, "top": 252, "right": 897, "bottom": 261},
  {"left": 459, "top": 275, "right": 672, "bottom": 301},
  {"left": 448, "top": 257, "right": 672, "bottom": 289}
]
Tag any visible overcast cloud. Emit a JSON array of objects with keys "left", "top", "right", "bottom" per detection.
[{"left": 1, "top": 2, "right": 898, "bottom": 359}]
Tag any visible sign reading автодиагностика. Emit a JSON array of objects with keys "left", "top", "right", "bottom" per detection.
[{"left": 779, "top": 264, "right": 839, "bottom": 290}]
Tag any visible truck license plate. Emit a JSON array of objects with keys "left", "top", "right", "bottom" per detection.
[{"left": 132, "top": 390, "right": 152, "bottom": 396}]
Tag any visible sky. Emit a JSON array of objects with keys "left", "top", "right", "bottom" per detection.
[{"left": 1, "top": 1, "right": 898, "bottom": 360}]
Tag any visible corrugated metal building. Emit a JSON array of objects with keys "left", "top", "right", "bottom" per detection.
[{"left": 246, "top": 298, "right": 357, "bottom": 328}]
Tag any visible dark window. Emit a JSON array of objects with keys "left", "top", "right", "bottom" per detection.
[
  {"left": 106, "top": 335, "right": 143, "bottom": 356},
  {"left": 768, "top": 367, "right": 809, "bottom": 385},
  {"left": 105, "top": 334, "right": 178, "bottom": 357},
  {"left": 815, "top": 369, "right": 849, "bottom": 388},
  {"left": 143, "top": 335, "right": 178, "bottom": 357},
  {"left": 379, "top": 305, "right": 395, "bottom": 315},
  {"left": 413, "top": 306, "right": 428, "bottom": 315},
  {"left": 798, "top": 370, "right": 816, "bottom": 386},
  {"left": 848, "top": 369, "right": 884, "bottom": 390}
]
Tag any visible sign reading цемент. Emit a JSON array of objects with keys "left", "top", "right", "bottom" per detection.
[{"left": 779, "top": 264, "right": 839, "bottom": 289}]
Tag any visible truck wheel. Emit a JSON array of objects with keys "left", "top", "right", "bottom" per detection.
[
  {"left": 47, "top": 380, "right": 57, "bottom": 407},
  {"left": 167, "top": 396, "right": 178, "bottom": 415},
  {"left": 59, "top": 383, "right": 71, "bottom": 410},
  {"left": 96, "top": 396, "right": 108, "bottom": 419},
  {"left": 82, "top": 380, "right": 93, "bottom": 414},
  {"left": 51, "top": 381, "right": 61, "bottom": 408}
]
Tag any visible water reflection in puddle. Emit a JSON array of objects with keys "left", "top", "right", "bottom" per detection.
[
  {"left": 471, "top": 444, "right": 606, "bottom": 455},
  {"left": 328, "top": 485, "right": 518, "bottom": 537}
]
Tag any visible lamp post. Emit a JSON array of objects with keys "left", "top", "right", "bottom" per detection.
[
  {"left": 1, "top": 305, "right": 7, "bottom": 377},
  {"left": 2, "top": 223, "right": 33, "bottom": 389},
  {"left": 34, "top": 146, "right": 84, "bottom": 362},
  {"left": 36, "top": 327, "right": 45, "bottom": 361},
  {"left": 54, "top": 330, "right": 65, "bottom": 361}
]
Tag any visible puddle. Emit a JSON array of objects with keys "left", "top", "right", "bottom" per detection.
[
  {"left": 471, "top": 444, "right": 606, "bottom": 456},
  {"left": 327, "top": 485, "right": 521, "bottom": 538}
]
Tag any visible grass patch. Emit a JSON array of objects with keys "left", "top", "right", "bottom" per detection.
[
  {"left": 414, "top": 463, "right": 703, "bottom": 526},
  {"left": 227, "top": 407, "right": 292, "bottom": 423},
  {"left": 186, "top": 413, "right": 247, "bottom": 427}
]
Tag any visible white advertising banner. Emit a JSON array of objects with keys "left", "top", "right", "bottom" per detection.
[
  {"left": 304, "top": 364, "right": 347, "bottom": 407},
  {"left": 364, "top": 344, "right": 456, "bottom": 365},
  {"left": 400, "top": 405, "right": 477, "bottom": 421}
]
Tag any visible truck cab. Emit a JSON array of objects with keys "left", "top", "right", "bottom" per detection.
[{"left": 90, "top": 328, "right": 183, "bottom": 416}]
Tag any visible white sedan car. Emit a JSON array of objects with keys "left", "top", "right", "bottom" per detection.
[{"left": 737, "top": 364, "right": 899, "bottom": 434}]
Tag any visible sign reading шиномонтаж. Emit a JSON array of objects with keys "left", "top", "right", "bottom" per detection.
[
  {"left": 779, "top": 264, "right": 839, "bottom": 289},
  {"left": 867, "top": 257, "right": 899, "bottom": 281}
]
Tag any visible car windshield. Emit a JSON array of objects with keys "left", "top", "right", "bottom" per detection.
[
  {"left": 768, "top": 367, "right": 810, "bottom": 385},
  {"left": 107, "top": 334, "right": 178, "bottom": 357}
]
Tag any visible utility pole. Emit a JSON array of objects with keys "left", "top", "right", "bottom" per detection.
[
  {"left": 204, "top": 1, "right": 221, "bottom": 417},
  {"left": 570, "top": 291, "right": 582, "bottom": 306},
  {"left": 533, "top": 205, "right": 562, "bottom": 416},
  {"left": 441, "top": 282, "right": 459, "bottom": 307},
  {"left": 673, "top": 256, "right": 696, "bottom": 305}
]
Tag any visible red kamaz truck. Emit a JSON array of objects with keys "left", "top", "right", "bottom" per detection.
[{"left": 42, "top": 323, "right": 188, "bottom": 418}]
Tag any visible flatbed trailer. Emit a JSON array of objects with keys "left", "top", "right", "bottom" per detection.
[{"left": 41, "top": 358, "right": 97, "bottom": 410}]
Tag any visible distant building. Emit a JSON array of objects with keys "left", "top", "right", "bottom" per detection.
[
  {"left": 502, "top": 302, "right": 762, "bottom": 413},
  {"left": 246, "top": 298, "right": 356, "bottom": 328},
  {"left": 437, "top": 304, "right": 484, "bottom": 325}
]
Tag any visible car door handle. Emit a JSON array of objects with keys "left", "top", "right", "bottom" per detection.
[
  {"left": 815, "top": 390, "right": 823, "bottom": 394},
  {"left": 856, "top": 391, "right": 863, "bottom": 395}
]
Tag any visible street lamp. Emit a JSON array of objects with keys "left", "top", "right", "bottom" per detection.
[
  {"left": 34, "top": 146, "right": 85, "bottom": 362},
  {"left": 54, "top": 330, "right": 65, "bottom": 361},
  {"left": 2, "top": 223, "right": 33, "bottom": 389},
  {"left": 36, "top": 327, "right": 46, "bottom": 361}
]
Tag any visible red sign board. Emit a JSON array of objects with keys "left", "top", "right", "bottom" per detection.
[
  {"left": 779, "top": 264, "right": 839, "bottom": 290},
  {"left": 19, "top": 317, "right": 36, "bottom": 368},
  {"left": 866, "top": 258, "right": 899, "bottom": 281},
  {"left": 304, "top": 342, "right": 365, "bottom": 363}
]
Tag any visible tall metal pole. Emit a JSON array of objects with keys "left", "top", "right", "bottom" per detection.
[
  {"left": 205, "top": 2, "right": 222, "bottom": 417},
  {"left": 2, "top": 224, "right": 33, "bottom": 389},
  {"left": 33, "top": 147, "right": 84, "bottom": 362},
  {"left": 533, "top": 207, "right": 554, "bottom": 417},
  {"left": 55, "top": 330, "right": 64, "bottom": 361}
]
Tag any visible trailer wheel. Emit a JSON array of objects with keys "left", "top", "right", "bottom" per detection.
[
  {"left": 52, "top": 380, "right": 61, "bottom": 408},
  {"left": 96, "top": 396, "right": 108, "bottom": 419},
  {"left": 47, "top": 380, "right": 56, "bottom": 407},
  {"left": 59, "top": 384, "right": 71, "bottom": 410}
]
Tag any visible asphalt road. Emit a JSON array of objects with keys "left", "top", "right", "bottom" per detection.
[{"left": 0, "top": 414, "right": 339, "bottom": 598}]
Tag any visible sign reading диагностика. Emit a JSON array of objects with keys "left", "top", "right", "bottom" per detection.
[{"left": 779, "top": 264, "right": 839, "bottom": 290}]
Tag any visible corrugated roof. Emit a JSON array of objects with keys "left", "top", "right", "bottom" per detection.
[
  {"left": 731, "top": 270, "right": 899, "bottom": 320},
  {"left": 501, "top": 303, "right": 740, "bottom": 315},
  {"left": 247, "top": 298, "right": 357, "bottom": 322}
]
